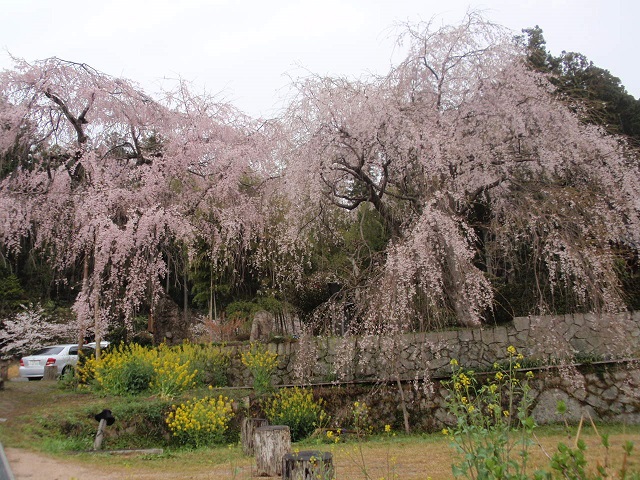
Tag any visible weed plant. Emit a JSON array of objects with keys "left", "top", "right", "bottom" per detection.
[
  {"left": 351, "top": 401, "right": 374, "bottom": 437},
  {"left": 444, "top": 346, "right": 638, "bottom": 479},
  {"left": 443, "top": 346, "right": 538, "bottom": 478}
]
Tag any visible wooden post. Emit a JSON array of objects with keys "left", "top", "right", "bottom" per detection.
[
  {"left": 283, "top": 451, "right": 335, "bottom": 480},
  {"left": 93, "top": 418, "right": 107, "bottom": 450},
  {"left": 0, "top": 360, "right": 7, "bottom": 390},
  {"left": 254, "top": 425, "right": 291, "bottom": 477},
  {"left": 43, "top": 365, "right": 58, "bottom": 381},
  {"left": 241, "top": 417, "right": 268, "bottom": 455}
]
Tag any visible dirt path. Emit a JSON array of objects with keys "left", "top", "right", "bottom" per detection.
[
  {"left": 4, "top": 447, "right": 256, "bottom": 480},
  {"left": 6, "top": 448, "right": 116, "bottom": 480},
  {"left": 3, "top": 443, "right": 449, "bottom": 480}
]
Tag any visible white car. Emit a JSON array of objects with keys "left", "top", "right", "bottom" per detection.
[{"left": 19, "top": 344, "right": 95, "bottom": 380}]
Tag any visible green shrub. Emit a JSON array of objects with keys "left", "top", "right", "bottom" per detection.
[
  {"left": 262, "top": 387, "right": 327, "bottom": 441},
  {"left": 110, "top": 398, "right": 174, "bottom": 448},
  {"left": 33, "top": 397, "right": 175, "bottom": 450}
]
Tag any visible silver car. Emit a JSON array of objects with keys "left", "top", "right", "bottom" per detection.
[{"left": 19, "top": 344, "right": 95, "bottom": 380}]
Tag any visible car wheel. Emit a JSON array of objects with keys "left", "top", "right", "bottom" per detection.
[{"left": 61, "top": 365, "right": 74, "bottom": 378}]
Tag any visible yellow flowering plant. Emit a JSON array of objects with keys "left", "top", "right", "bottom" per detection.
[
  {"left": 79, "top": 342, "right": 228, "bottom": 397},
  {"left": 443, "top": 346, "right": 537, "bottom": 479},
  {"left": 151, "top": 344, "right": 197, "bottom": 399},
  {"left": 166, "top": 394, "right": 234, "bottom": 447},
  {"left": 262, "top": 387, "right": 328, "bottom": 441},
  {"left": 177, "top": 342, "right": 230, "bottom": 387},
  {"left": 75, "top": 353, "right": 98, "bottom": 387},
  {"left": 241, "top": 342, "right": 278, "bottom": 395}
]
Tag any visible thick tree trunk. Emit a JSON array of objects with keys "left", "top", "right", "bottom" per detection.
[
  {"left": 209, "top": 274, "right": 214, "bottom": 323},
  {"left": 240, "top": 417, "right": 268, "bottom": 455},
  {"left": 282, "top": 451, "right": 334, "bottom": 480},
  {"left": 254, "top": 425, "right": 291, "bottom": 477},
  {"left": 78, "top": 253, "right": 90, "bottom": 349},
  {"left": 183, "top": 268, "right": 189, "bottom": 325},
  {"left": 94, "top": 299, "right": 102, "bottom": 359}
]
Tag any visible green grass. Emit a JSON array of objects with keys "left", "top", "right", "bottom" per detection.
[{"left": 0, "top": 380, "right": 639, "bottom": 479}]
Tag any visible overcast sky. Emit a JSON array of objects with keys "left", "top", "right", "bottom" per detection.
[{"left": 2, "top": 0, "right": 637, "bottom": 118}]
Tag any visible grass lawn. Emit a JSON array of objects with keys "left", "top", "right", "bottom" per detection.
[{"left": 0, "top": 375, "right": 638, "bottom": 479}]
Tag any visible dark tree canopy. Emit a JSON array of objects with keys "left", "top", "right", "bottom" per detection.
[{"left": 522, "top": 26, "right": 640, "bottom": 147}]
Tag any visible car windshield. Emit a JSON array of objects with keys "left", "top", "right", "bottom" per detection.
[{"left": 32, "top": 346, "right": 65, "bottom": 355}]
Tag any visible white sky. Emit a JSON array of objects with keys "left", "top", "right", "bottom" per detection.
[{"left": 1, "top": 0, "right": 637, "bottom": 118}]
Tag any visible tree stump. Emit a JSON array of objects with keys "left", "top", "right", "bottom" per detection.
[
  {"left": 282, "top": 451, "right": 334, "bottom": 480},
  {"left": 241, "top": 417, "right": 268, "bottom": 455},
  {"left": 254, "top": 425, "right": 291, "bottom": 477},
  {"left": 43, "top": 365, "right": 58, "bottom": 381}
]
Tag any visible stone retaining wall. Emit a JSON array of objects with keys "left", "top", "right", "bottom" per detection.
[
  {"left": 225, "top": 312, "right": 640, "bottom": 427},
  {"left": 227, "top": 311, "right": 640, "bottom": 387},
  {"left": 312, "top": 360, "right": 640, "bottom": 431}
]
